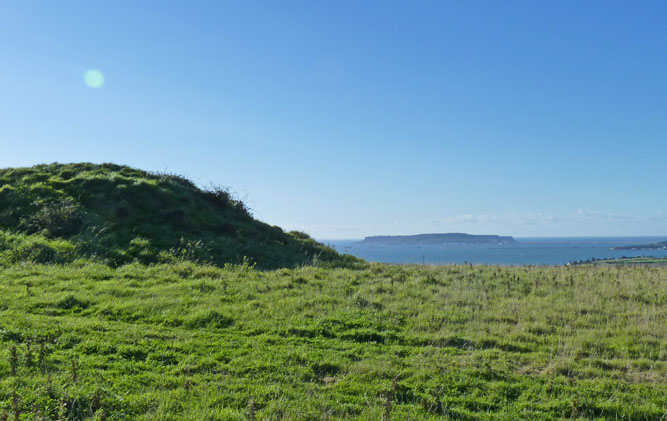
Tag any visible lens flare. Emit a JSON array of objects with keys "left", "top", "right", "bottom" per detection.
[{"left": 84, "top": 69, "right": 105, "bottom": 88}]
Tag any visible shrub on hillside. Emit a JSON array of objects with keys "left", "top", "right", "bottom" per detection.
[
  {"left": 0, "top": 231, "right": 76, "bottom": 265},
  {"left": 201, "top": 184, "right": 251, "bottom": 216},
  {"left": 22, "top": 198, "right": 84, "bottom": 238},
  {"left": 288, "top": 231, "right": 313, "bottom": 241}
]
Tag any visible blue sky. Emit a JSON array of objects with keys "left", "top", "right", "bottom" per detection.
[{"left": 1, "top": 1, "right": 666, "bottom": 238}]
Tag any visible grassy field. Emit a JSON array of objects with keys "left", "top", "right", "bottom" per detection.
[{"left": 1, "top": 262, "right": 665, "bottom": 420}]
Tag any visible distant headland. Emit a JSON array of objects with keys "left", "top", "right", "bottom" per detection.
[
  {"left": 612, "top": 241, "right": 667, "bottom": 251},
  {"left": 357, "top": 233, "right": 516, "bottom": 246}
]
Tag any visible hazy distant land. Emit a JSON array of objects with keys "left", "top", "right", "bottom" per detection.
[
  {"left": 570, "top": 256, "right": 667, "bottom": 265},
  {"left": 612, "top": 240, "right": 667, "bottom": 251},
  {"left": 357, "top": 233, "right": 516, "bottom": 245}
]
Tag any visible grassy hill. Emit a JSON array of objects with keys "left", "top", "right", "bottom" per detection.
[
  {"left": 0, "top": 163, "right": 358, "bottom": 269},
  {"left": 0, "top": 263, "right": 665, "bottom": 419}
]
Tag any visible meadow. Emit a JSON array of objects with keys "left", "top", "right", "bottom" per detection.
[{"left": 1, "top": 262, "right": 665, "bottom": 420}]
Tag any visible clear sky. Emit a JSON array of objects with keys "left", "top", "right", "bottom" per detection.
[{"left": 1, "top": 1, "right": 666, "bottom": 239}]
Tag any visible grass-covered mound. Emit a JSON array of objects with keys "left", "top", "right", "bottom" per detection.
[
  {"left": 0, "top": 163, "right": 358, "bottom": 269},
  {"left": 0, "top": 263, "right": 665, "bottom": 419}
]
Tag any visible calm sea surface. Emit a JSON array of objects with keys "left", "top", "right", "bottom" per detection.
[{"left": 325, "top": 237, "right": 667, "bottom": 266}]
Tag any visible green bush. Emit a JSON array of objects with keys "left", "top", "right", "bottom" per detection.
[
  {"left": 22, "top": 198, "right": 84, "bottom": 237},
  {"left": 0, "top": 230, "right": 76, "bottom": 265}
]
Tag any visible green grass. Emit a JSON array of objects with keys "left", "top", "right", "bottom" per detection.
[
  {"left": 1, "top": 262, "right": 665, "bottom": 419},
  {"left": 0, "top": 163, "right": 359, "bottom": 269}
]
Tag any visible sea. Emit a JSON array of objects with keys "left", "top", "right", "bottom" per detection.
[{"left": 324, "top": 236, "right": 667, "bottom": 266}]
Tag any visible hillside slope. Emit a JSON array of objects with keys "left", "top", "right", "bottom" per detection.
[{"left": 0, "top": 163, "right": 357, "bottom": 268}]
